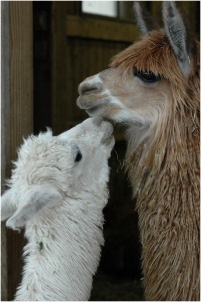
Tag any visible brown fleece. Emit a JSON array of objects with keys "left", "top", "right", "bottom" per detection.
[{"left": 111, "top": 31, "right": 200, "bottom": 301}]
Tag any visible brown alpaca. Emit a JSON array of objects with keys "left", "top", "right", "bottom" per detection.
[{"left": 77, "top": 2, "right": 200, "bottom": 301}]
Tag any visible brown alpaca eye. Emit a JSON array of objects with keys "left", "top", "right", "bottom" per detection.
[{"left": 135, "top": 70, "right": 161, "bottom": 83}]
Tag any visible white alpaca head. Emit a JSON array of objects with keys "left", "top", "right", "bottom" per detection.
[{"left": 1, "top": 117, "right": 114, "bottom": 231}]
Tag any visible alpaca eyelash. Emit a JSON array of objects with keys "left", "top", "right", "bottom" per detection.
[{"left": 134, "top": 69, "right": 162, "bottom": 83}]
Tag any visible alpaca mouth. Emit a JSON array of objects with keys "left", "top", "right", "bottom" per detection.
[
  {"left": 86, "top": 105, "right": 100, "bottom": 116},
  {"left": 82, "top": 98, "right": 110, "bottom": 116}
]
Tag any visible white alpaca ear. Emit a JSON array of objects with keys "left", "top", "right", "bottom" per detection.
[
  {"left": 162, "top": 1, "right": 193, "bottom": 77},
  {"left": 5, "top": 185, "right": 62, "bottom": 231},
  {"left": 1, "top": 189, "right": 17, "bottom": 221}
]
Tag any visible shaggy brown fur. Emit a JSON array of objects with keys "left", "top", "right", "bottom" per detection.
[
  {"left": 77, "top": 16, "right": 200, "bottom": 301},
  {"left": 111, "top": 31, "right": 200, "bottom": 301}
]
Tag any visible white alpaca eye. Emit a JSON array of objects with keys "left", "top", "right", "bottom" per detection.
[
  {"left": 74, "top": 150, "right": 82, "bottom": 162},
  {"left": 135, "top": 70, "right": 162, "bottom": 83}
]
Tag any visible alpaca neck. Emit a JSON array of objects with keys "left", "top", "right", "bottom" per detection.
[
  {"left": 125, "top": 112, "right": 200, "bottom": 228},
  {"left": 125, "top": 112, "right": 199, "bottom": 301},
  {"left": 14, "top": 195, "right": 105, "bottom": 301},
  {"left": 126, "top": 106, "right": 199, "bottom": 196}
]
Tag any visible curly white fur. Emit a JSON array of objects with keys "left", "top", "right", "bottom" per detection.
[{"left": 1, "top": 117, "right": 114, "bottom": 301}]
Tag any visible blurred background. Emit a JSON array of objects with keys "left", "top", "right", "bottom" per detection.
[{"left": 2, "top": 1, "right": 200, "bottom": 300}]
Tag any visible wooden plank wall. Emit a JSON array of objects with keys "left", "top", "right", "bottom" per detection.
[
  {"left": 1, "top": 2, "right": 10, "bottom": 300},
  {"left": 51, "top": 2, "right": 140, "bottom": 135},
  {"left": 33, "top": 2, "right": 52, "bottom": 134},
  {"left": 4, "top": 2, "right": 33, "bottom": 300}
]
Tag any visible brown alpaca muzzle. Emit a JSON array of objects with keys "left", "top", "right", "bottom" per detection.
[
  {"left": 78, "top": 80, "right": 103, "bottom": 96},
  {"left": 78, "top": 77, "right": 104, "bottom": 96},
  {"left": 77, "top": 80, "right": 111, "bottom": 116},
  {"left": 77, "top": 94, "right": 101, "bottom": 110},
  {"left": 77, "top": 75, "right": 106, "bottom": 111}
]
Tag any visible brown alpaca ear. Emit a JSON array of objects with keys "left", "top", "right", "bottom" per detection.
[
  {"left": 162, "top": 1, "right": 193, "bottom": 77},
  {"left": 133, "top": 2, "right": 149, "bottom": 36}
]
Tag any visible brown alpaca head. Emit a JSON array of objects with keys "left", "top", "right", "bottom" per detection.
[{"left": 77, "top": 2, "right": 199, "bottom": 156}]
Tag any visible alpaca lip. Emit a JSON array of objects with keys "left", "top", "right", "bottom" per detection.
[
  {"left": 86, "top": 106, "right": 100, "bottom": 116},
  {"left": 78, "top": 96, "right": 110, "bottom": 116},
  {"left": 86, "top": 101, "right": 108, "bottom": 116}
]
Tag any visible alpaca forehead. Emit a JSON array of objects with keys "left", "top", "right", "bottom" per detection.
[
  {"left": 18, "top": 138, "right": 72, "bottom": 164},
  {"left": 110, "top": 31, "right": 186, "bottom": 85},
  {"left": 111, "top": 31, "right": 168, "bottom": 69}
]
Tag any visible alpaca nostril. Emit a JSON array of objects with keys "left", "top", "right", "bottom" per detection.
[
  {"left": 78, "top": 82, "right": 102, "bottom": 96},
  {"left": 81, "top": 86, "right": 93, "bottom": 95}
]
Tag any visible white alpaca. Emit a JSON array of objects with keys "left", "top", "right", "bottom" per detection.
[{"left": 1, "top": 117, "right": 114, "bottom": 301}]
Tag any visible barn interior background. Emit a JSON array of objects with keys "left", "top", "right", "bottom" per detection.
[{"left": 1, "top": 1, "right": 200, "bottom": 300}]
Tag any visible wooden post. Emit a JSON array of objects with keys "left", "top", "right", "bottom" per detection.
[
  {"left": 2, "top": 2, "right": 33, "bottom": 300},
  {"left": 10, "top": 2, "right": 33, "bottom": 155},
  {"left": 1, "top": 2, "right": 10, "bottom": 300}
]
